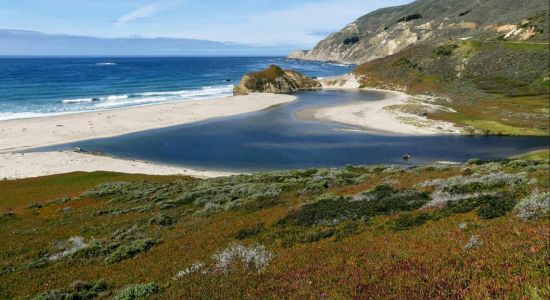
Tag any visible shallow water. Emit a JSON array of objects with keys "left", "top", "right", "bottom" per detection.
[{"left": 39, "top": 90, "right": 549, "bottom": 172}]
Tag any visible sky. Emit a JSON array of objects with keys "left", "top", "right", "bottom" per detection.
[{"left": 0, "top": 0, "right": 412, "bottom": 49}]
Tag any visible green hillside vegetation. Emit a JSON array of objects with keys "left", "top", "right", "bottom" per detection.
[
  {"left": 1, "top": 158, "right": 548, "bottom": 299},
  {"left": 354, "top": 39, "right": 550, "bottom": 136}
]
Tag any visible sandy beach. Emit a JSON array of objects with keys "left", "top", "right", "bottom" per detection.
[
  {"left": 307, "top": 75, "right": 463, "bottom": 135},
  {"left": 0, "top": 93, "right": 296, "bottom": 153},
  {"left": 0, "top": 151, "right": 235, "bottom": 180},
  {"left": 0, "top": 93, "right": 295, "bottom": 179},
  {"left": 0, "top": 76, "right": 462, "bottom": 180}
]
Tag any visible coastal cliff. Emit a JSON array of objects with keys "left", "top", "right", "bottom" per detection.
[
  {"left": 233, "top": 65, "right": 321, "bottom": 95},
  {"left": 288, "top": 0, "right": 549, "bottom": 64}
]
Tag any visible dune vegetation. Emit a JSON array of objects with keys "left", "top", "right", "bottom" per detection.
[{"left": 0, "top": 158, "right": 548, "bottom": 299}]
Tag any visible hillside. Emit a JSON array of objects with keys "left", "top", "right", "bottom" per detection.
[
  {"left": 353, "top": 40, "right": 550, "bottom": 135},
  {"left": 289, "top": 0, "right": 549, "bottom": 64},
  {"left": 1, "top": 157, "right": 548, "bottom": 299}
]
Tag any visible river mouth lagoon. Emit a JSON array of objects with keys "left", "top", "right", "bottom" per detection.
[{"left": 40, "top": 89, "right": 548, "bottom": 172}]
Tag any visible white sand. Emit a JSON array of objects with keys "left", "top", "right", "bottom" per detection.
[
  {"left": 308, "top": 75, "right": 462, "bottom": 135},
  {"left": 0, "top": 93, "right": 295, "bottom": 179},
  {"left": 0, "top": 151, "right": 235, "bottom": 180},
  {"left": 0, "top": 93, "right": 296, "bottom": 153}
]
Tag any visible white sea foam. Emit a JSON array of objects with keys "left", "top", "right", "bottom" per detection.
[
  {"left": 62, "top": 98, "right": 96, "bottom": 104},
  {"left": 105, "top": 95, "right": 129, "bottom": 101},
  {"left": 1, "top": 85, "right": 234, "bottom": 121},
  {"left": 95, "top": 62, "right": 117, "bottom": 66},
  {"left": 0, "top": 111, "right": 66, "bottom": 121}
]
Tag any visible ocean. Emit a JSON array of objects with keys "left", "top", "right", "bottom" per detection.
[{"left": 0, "top": 57, "right": 353, "bottom": 120}]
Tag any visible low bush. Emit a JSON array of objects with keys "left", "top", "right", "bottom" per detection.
[
  {"left": 278, "top": 186, "right": 430, "bottom": 227},
  {"left": 212, "top": 244, "right": 273, "bottom": 273},
  {"left": 114, "top": 282, "right": 160, "bottom": 300},
  {"left": 104, "top": 238, "right": 157, "bottom": 264},
  {"left": 235, "top": 224, "right": 265, "bottom": 240},
  {"left": 387, "top": 213, "right": 432, "bottom": 230},
  {"left": 514, "top": 190, "right": 550, "bottom": 221},
  {"left": 445, "top": 194, "right": 517, "bottom": 219},
  {"left": 148, "top": 214, "right": 175, "bottom": 226},
  {"left": 31, "top": 280, "right": 108, "bottom": 300}
]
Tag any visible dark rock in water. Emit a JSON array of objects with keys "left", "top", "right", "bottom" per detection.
[
  {"left": 233, "top": 65, "right": 321, "bottom": 95},
  {"left": 402, "top": 154, "right": 412, "bottom": 160},
  {"left": 91, "top": 98, "right": 101, "bottom": 102},
  {"left": 225, "top": 79, "right": 232, "bottom": 82}
]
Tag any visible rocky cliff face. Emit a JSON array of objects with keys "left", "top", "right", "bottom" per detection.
[
  {"left": 233, "top": 65, "right": 321, "bottom": 95},
  {"left": 288, "top": 0, "right": 549, "bottom": 64}
]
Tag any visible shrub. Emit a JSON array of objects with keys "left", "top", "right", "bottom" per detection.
[
  {"left": 477, "top": 195, "right": 517, "bottom": 219},
  {"left": 173, "top": 262, "right": 206, "bottom": 279},
  {"left": 387, "top": 213, "right": 432, "bottom": 230},
  {"left": 514, "top": 190, "right": 550, "bottom": 221},
  {"left": 277, "top": 194, "right": 359, "bottom": 227},
  {"left": 114, "top": 282, "right": 160, "bottom": 300},
  {"left": 104, "top": 238, "right": 157, "bottom": 264},
  {"left": 148, "top": 214, "right": 175, "bottom": 226},
  {"left": 464, "top": 235, "right": 483, "bottom": 250},
  {"left": 48, "top": 236, "right": 88, "bottom": 261},
  {"left": 278, "top": 186, "right": 430, "bottom": 227},
  {"left": 213, "top": 244, "right": 273, "bottom": 273},
  {"left": 235, "top": 224, "right": 265, "bottom": 240},
  {"left": 0, "top": 212, "right": 16, "bottom": 223},
  {"left": 31, "top": 280, "right": 108, "bottom": 300},
  {"left": 422, "top": 172, "right": 527, "bottom": 208},
  {"left": 434, "top": 44, "right": 458, "bottom": 56},
  {"left": 444, "top": 194, "right": 516, "bottom": 219},
  {"left": 65, "top": 226, "right": 160, "bottom": 264}
]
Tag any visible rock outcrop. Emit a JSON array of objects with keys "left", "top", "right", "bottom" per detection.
[
  {"left": 233, "top": 65, "right": 321, "bottom": 95},
  {"left": 288, "top": 0, "right": 549, "bottom": 64}
]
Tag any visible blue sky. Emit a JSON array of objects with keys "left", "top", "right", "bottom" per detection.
[{"left": 0, "top": 0, "right": 412, "bottom": 48}]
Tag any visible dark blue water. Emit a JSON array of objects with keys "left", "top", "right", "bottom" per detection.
[
  {"left": 42, "top": 90, "right": 548, "bottom": 171},
  {"left": 0, "top": 57, "right": 353, "bottom": 120}
]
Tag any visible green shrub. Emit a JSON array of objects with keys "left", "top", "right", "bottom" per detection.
[
  {"left": 277, "top": 194, "right": 359, "bottom": 227},
  {"left": 31, "top": 280, "right": 108, "bottom": 300},
  {"left": 387, "top": 213, "right": 432, "bottom": 230},
  {"left": 444, "top": 194, "right": 517, "bottom": 219},
  {"left": 148, "top": 214, "right": 175, "bottom": 226},
  {"left": 104, "top": 238, "right": 157, "bottom": 264},
  {"left": 235, "top": 224, "right": 265, "bottom": 240},
  {"left": 114, "top": 282, "right": 160, "bottom": 300},
  {"left": 277, "top": 186, "right": 430, "bottom": 227},
  {"left": 477, "top": 195, "right": 517, "bottom": 219}
]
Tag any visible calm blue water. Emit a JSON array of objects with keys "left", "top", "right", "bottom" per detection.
[
  {"left": 0, "top": 57, "right": 353, "bottom": 120},
  {"left": 41, "top": 90, "right": 549, "bottom": 171}
]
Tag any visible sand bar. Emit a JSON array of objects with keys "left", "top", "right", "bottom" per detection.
[
  {"left": 0, "top": 94, "right": 295, "bottom": 179},
  {"left": 308, "top": 75, "right": 462, "bottom": 135},
  {"left": 0, "top": 93, "right": 296, "bottom": 153}
]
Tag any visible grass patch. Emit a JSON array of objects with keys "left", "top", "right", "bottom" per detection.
[{"left": 513, "top": 149, "right": 550, "bottom": 161}]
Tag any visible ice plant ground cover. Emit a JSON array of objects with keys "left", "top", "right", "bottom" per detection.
[{"left": 0, "top": 158, "right": 548, "bottom": 299}]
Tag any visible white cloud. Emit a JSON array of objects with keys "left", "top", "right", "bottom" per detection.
[
  {"left": 170, "top": 0, "right": 409, "bottom": 47},
  {"left": 114, "top": 1, "right": 178, "bottom": 26}
]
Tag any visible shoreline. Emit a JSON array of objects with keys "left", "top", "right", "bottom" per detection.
[
  {"left": 304, "top": 75, "right": 464, "bottom": 135},
  {"left": 0, "top": 93, "right": 296, "bottom": 153},
  {"left": 0, "top": 93, "right": 295, "bottom": 179},
  {"left": 0, "top": 151, "right": 236, "bottom": 180}
]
